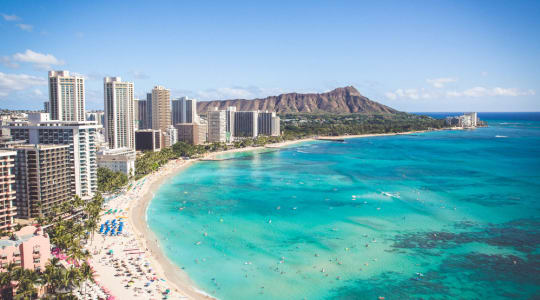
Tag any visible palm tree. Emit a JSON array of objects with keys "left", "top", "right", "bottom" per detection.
[
  {"left": 85, "top": 218, "right": 98, "bottom": 244},
  {"left": 13, "top": 269, "right": 39, "bottom": 299},
  {"left": 55, "top": 267, "right": 80, "bottom": 296},
  {"left": 67, "top": 247, "right": 89, "bottom": 264},
  {"left": 42, "top": 257, "right": 62, "bottom": 294},
  {"left": 78, "top": 262, "right": 94, "bottom": 297},
  {"left": 0, "top": 263, "right": 16, "bottom": 299}
]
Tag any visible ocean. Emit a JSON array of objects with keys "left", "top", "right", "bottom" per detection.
[{"left": 147, "top": 112, "right": 540, "bottom": 299}]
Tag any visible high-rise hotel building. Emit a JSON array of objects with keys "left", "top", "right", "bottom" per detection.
[
  {"left": 226, "top": 107, "right": 236, "bottom": 138},
  {"left": 208, "top": 108, "right": 227, "bottom": 143},
  {"left": 234, "top": 111, "right": 259, "bottom": 138},
  {"left": 48, "top": 71, "right": 86, "bottom": 122},
  {"left": 104, "top": 77, "right": 135, "bottom": 149},
  {"left": 145, "top": 93, "right": 153, "bottom": 130},
  {"left": 134, "top": 99, "right": 147, "bottom": 129},
  {"left": 0, "top": 150, "right": 17, "bottom": 231},
  {"left": 151, "top": 86, "right": 171, "bottom": 132},
  {"left": 172, "top": 97, "right": 197, "bottom": 125},
  {"left": 5, "top": 121, "right": 100, "bottom": 198},
  {"left": 258, "top": 111, "right": 280, "bottom": 136},
  {"left": 11, "top": 144, "right": 72, "bottom": 219}
]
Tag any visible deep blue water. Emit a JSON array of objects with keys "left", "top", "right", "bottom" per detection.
[{"left": 148, "top": 113, "right": 540, "bottom": 300}]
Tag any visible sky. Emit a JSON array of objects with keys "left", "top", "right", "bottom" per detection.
[{"left": 0, "top": 0, "right": 539, "bottom": 112}]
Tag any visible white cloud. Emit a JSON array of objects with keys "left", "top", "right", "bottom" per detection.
[
  {"left": 384, "top": 92, "right": 397, "bottom": 100},
  {"left": 447, "top": 87, "right": 535, "bottom": 98},
  {"left": 197, "top": 87, "right": 254, "bottom": 100},
  {"left": 1, "top": 56, "right": 19, "bottom": 68},
  {"left": 1, "top": 13, "right": 19, "bottom": 21},
  {"left": 463, "top": 86, "right": 488, "bottom": 97},
  {"left": 445, "top": 90, "right": 462, "bottom": 97},
  {"left": 0, "top": 72, "right": 47, "bottom": 98},
  {"left": 170, "top": 86, "right": 287, "bottom": 101},
  {"left": 16, "top": 23, "right": 33, "bottom": 31},
  {"left": 11, "top": 49, "right": 64, "bottom": 70},
  {"left": 385, "top": 88, "right": 433, "bottom": 100},
  {"left": 33, "top": 89, "right": 43, "bottom": 96},
  {"left": 129, "top": 70, "right": 149, "bottom": 80},
  {"left": 492, "top": 87, "right": 535, "bottom": 96},
  {"left": 426, "top": 77, "right": 457, "bottom": 88},
  {"left": 387, "top": 84, "right": 535, "bottom": 101}
]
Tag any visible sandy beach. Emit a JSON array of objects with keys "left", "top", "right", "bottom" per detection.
[
  {"left": 87, "top": 128, "right": 456, "bottom": 299},
  {"left": 86, "top": 159, "right": 212, "bottom": 300},
  {"left": 127, "top": 159, "right": 214, "bottom": 299}
]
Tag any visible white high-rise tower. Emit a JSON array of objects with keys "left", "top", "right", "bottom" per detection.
[
  {"left": 48, "top": 70, "right": 86, "bottom": 121},
  {"left": 104, "top": 77, "right": 135, "bottom": 149}
]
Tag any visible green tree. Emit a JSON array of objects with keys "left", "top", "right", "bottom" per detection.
[{"left": 97, "top": 167, "right": 129, "bottom": 193}]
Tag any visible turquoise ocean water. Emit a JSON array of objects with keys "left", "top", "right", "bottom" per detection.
[{"left": 147, "top": 113, "right": 540, "bottom": 299}]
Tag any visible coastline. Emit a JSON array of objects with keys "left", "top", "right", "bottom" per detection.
[
  {"left": 127, "top": 159, "right": 214, "bottom": 299},
  {"left": 106, "top": 127, "right": 462, "bottom": 299},
  {"left": 313, "top": 127, "right": 464, "bottom": 141}
]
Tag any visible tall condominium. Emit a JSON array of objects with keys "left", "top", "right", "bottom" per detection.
[
  {"left": 11, "top": 144, "right": 72, "bottom": 219},
  {"left": 104, "top": 77, "right": 135, "bottom": 149},
  {"left": 5, "top": 121, "right": 100, "bottom": 197},
  {"left": 234, "top": 111, "right": 258, "bottom": 138},
  {"left": 258, "top": 111, "right": 281, "bottom": 136},
  {"left": 151, "top": 86, "right": 171, "bottom": 132},
  {"left": 0, "top": 150, "right": 16, "bottom": 231},
  {"left": 208, "top": 108, "right": 227, "bottom": 143},
  {"left": 146, "top": 93, "right": 152, "bottom": 129},
  {"left": 43, "top": 101, "right": 49, "bottom": 113},
  {"left": 226, "top": 106, "right": 236, "bottom": 139},
  {"left": 48, "top": 70, "right": 86, "bottom": 122},
  {"left": 135, "top": 99, "right": 148, "bottom": 129},
  {"left": 272, "top": 116, "right": 281, "bottom": 136},
  {"left": 133, "top": 98, "right": 139, "bottom": 129},
  {"left": 172, "top": 97, "right": 197, "bottom": 125}
]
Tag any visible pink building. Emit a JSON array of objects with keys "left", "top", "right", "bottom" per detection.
[{"left": 0, "top": 226, "right": 51, "bottom": 272}]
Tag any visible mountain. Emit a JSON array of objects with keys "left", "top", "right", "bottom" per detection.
[{"left": 196, "top": 86, "right": 399, "bottom": 115}]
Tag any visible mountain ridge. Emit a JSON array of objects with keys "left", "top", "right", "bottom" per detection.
[{"left": 196, "top": 86, "right": 399, "bottom": 114}]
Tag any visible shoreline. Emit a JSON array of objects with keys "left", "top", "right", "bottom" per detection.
[
  {"left": 108, "top": 127, "right": 463, "bottom": 299},
  {"left": 313, "top": 127, "right": 464, "bottom": 141},
  {"left": 127, "top": 159, "right": 214, "bottom": 299}
]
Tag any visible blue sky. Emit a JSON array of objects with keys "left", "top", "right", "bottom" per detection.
[{"left": 1, "top": 0, "right": 539, "bottom": 111}]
